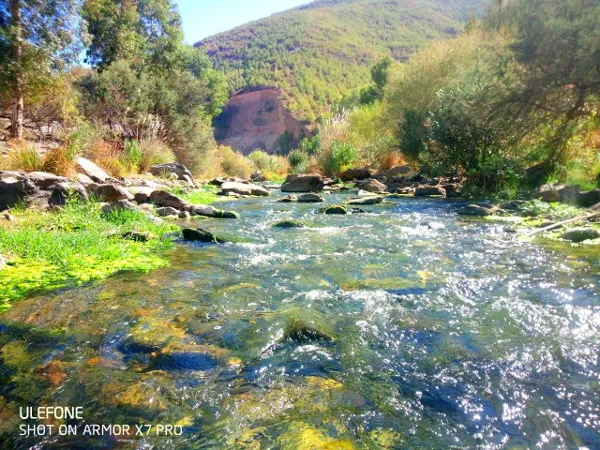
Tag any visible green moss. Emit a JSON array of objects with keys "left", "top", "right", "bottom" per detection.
[
  {"left": 0, "top": 202, "right": 177, "bottom": 311},
  {"left": 273, "top": 220, "right": 307, "bottom": 229}
]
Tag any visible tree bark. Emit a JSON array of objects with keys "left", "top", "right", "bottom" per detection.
[{"left": 9, "top": 0, "right": 24, "bottom": 140}]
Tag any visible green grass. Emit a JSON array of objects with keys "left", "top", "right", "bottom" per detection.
[
  {"left": 169, "top": 185, "right": 224, "bottom": 205},
  {"left": 0, "top": 202, "right": 178, "bottom": 311}
]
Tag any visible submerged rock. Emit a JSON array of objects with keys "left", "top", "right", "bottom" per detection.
[
  {"left": 347, "top": 196, "right": 383, "bottom": 205},
  {"left": 283, "top": 319, "right": 333, "bottom": 343},
  {"left": 320, "top": 205, "right": 348, "bottom": 215},
  {"left": 151, "top": 351, "right": 218, "bottom": 372},
  {"left": 273, "top": 220, "right": 306, "bottom": 229},
  {"left": 281, "top": 174, "right": 324, "bottom": 193},
  {"left": 297, "top": 193, "right": 324, "bottom": 203},
  {"left": 561, "top": 227, "right": 600, "bottom": 243},
  {"left": 182, "top": 228, "right": 223, "bottom": 243}
]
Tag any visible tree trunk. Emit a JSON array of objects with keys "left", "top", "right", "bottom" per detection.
[{"left": 9, "top": 0, "right": 24, "bottom": 140}]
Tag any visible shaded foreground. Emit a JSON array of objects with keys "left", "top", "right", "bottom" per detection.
[{"left": 0, "top": 195, "right": 599, "bottom": 449}]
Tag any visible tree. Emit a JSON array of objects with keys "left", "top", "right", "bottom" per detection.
[
  {"left": 359, "top": 57, "right": 392, "bottom": 105},
  {"left": 487, "top": 0, "right": 600, "bottom": 163},
  {"left": 0, "top": 0, "right": 79, "bottom": 138}
]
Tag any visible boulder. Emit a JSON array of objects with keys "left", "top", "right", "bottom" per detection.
[
  {"left": 442, "top": 183, "right": 461, "bottom": 198},
  {"left": 0, "top": 176, "right": 38, "bottom": 210},
  {"left": 27, "top": 172, "right": 69, "bottom": 190},
  {"left": 320, "top": 205, "right": 348, "bottom": 215},
  {"left": 150, "top": 190, "right": 189, "bottom": 211},
  {"left": 561, "top": 227, "right": 600, "bottom": 243},
  {"left": 182, "top": 228, "right": 223, "bottom": 243},
  {"left": 281, "top": 174, "right": 324, "bottom": 193},
  {"left": 578, "top": 189, "right": 600, "bottom": 208},
  {"left": 458, "top": 204, "right": 496, "bottom": 216},
  {"left": 392, "top": 187, "right": 415, "bottom": 195},
  {"left": 89, "top": 184, "right": 134, "bottom": 202},
  {"left": 49, "top": 182, "right": 88, "bottom": 206},
  {"left": 75, "top": 173, "right": 95, "bottom": 185},
  {"left": 361, "top": 179, "right": 388, "bottom": 194},
  {"left": 179, "top": 211, "right": 191, "bottom": 219},
  {"left": 415, "top": 185, "right": 446, "bottom": 197},
  {"left": 340, "top": 167, "right": 375, "bottom": 182},
  {"left": 558, "top": 185, "right": 580, "bottom": 205},
  {"left": 156, "top": 206, "right": 180, "bottom": 217},
  {"left": 278, "top": 195, "right": 297, "bottom": 203},
  {"left": 149, "top": 163, "right": 194, "bottom": 186},
  {"left": 251, "top": 171, "right": 266, "bottom": 182},
  {"left": 376, "top": 165, "right": 411, "bottom": 178},
  {"left": 537, "top": 184, "right": 561, "bottom": 203},
  {"left": 75, "top": 157, "right": 112, "bottom": 183},
  {"left": 101, "top": 200, "right": 138, "bottom": 215},
  {"left": 347, "top": 196, "right": 383, "bottom": 205},
  {"left": 220, "top": 181, "right": 269, "bottom": 196},
  {"left": 297, "top": 193, "right": 324, "bottom": 203}
]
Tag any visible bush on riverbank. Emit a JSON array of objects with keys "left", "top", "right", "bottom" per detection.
[{"left": 0, "top": 201, "right": 178, "bottom": 311}]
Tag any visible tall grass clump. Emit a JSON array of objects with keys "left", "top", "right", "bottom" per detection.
[
  {"left": 5, "top": 141, "right": 43, "bottom": 171},
  {"left": 0, "top": 201, "right": 178, "bottom": 310}
]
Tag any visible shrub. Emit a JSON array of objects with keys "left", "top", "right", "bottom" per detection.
[
  {"left": 5, "top": 141, "right": 43, "bottom": 171},
  {"left": 248, "top": 150, "right": 290, "bottom": 178},
  {"left": 317, "top": 141, "right": 357, "bottom": 177},
  {"left": 288, "top": 150, "right": 310, "bottom": 174},
  {"left": 218, "top": 146, "right": 256, "bottom": 178},
  {"left": 120, "top": 139, "right": 143, "bottom": 173},
  {"left": 247, "top": 150, "right": 271, "bottom": 171},
  {"left": 139, "top": 140, "right": 176, "bottom": 172},
  {"left": 42, "top": 147, "right": 77, "bottom": 176}
]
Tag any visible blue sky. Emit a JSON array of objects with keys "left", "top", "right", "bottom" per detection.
[{"left": 175, "top": 0, "right": 312, "bottom": 44}]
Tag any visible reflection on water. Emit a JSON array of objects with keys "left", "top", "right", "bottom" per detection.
[{"left": 1, "top": 194, "right": 599, "bottom": 449}]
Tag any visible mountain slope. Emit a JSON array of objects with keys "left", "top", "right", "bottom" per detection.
[{"left": 196, "top": 0, "right": 491, "bottom": 122}]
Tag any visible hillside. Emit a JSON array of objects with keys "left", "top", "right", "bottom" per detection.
[{"left": 196, "top": 0, "right": 491, "bottom": 122}]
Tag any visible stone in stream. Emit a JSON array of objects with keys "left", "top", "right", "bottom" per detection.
[
  {"left": 220, "top": 181, "right": 270, "bottom": 197},
  {"left": 182, "top": 228, "right": 224, "bottom": 243},
  {"left": 281, "top": 174, "right": 324, "bottom": 192},
  {"left": 273, "top": 220, "right": 306, "bottom": 229},
  {"left": 347, "top": 196, "right": 383, "bottom": 205},
  {"left": 458, "top": 204, "right": 497, "bottom": 216},
  {"left": 156, "top": 206, "right": 180, "bottom": 217},
  {"left": 320, "top": 205, "right": 348, "bottom": 215},
  {"left": 149, "top": 163, "right": 194, "bottom": 186},
  {"left": 282, "top": 319, "right": 334, "bottom": 343},
  {"left": 297, "top": 193, "right": 324, "bottom": 203},
  {"left": 278, "top": 195, "right": 297, "bottom": 203},
  {"left": 561, "top": 227, "right": 600, "bottom": 243},
  {"left": 415, "top": 185, "right": 446, "bottom": 197},
  {"left": 191, "top": 204, "right": 240, "bottom": 219},
  {"left": 151, "top": 352, "right": 218, "bottom": 372},
  {"left": 360, "top": 178, "right": 388, "bottom": 193}
]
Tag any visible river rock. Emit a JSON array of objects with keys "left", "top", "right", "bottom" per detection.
[
  {"left": 442, "top": 183, "right": 461, "bottom": 197},
  {"left": 150, "top": 190, "right": 189, "bottom": 211},
  {"left": 89, "top": 183, "right": 134, "bottom": 202},
  {"left": 347, "top": 196, "right": 383, "bottom": 205},
  {"left": 340, "top": 167, "right": 375, "bottom": 182},
  {"left": 27, "top": 172, "right": 69, "bottom": 190},
  {"left": 149, "top": 163, "right": 194, "bottom": 186},
  {"left": 220, "top": 181, "right": 269, "bottom": 196},
  {"left": 320, "top": 205, "right": 348, "bottom": 215},
  {"left": 182, "top": 228, "right": 223, "bottom": 243},
  {"left": 297, "top": 193, "right": 324, "bottom": 203},
  {"left": 101, "top": 200, "right": 138, "bottom": 214},
  {"left": 558, "top": 185, "right": 580, "bottom": 205},
  {"left": 415, "top": 185, "right": 446, "bottom": 197},
  {"left": 191, "top": 204, "right": 239, "bottom": 219},
  {"left": 578, "top": 189, "right": 600, "bottom": 208},
  {"left": 361, "top": 179, "right": 388, "bottom": 193},
  {"left": 49, "top": 182, "right": 89, "bottom": 206},
  {"left": 458, "top": 204, "right": 497, "bottom": 216},
  {"left": 561, "top": 227, "right": 600, "bottom": 243},
  {"left": 537, "top": 184, "right": 561, "bottom": 202},
  {"left": 179, "top": 210, "right": 191, "bottom": 219},
  {"left": 278, "top": 195, "right": 297, "bottom": 203},
  {"left": 273, "top": 220, "right": 306, "bottom": 228},
  {"left": 156, "top": 206, "right": 180, "bottom": 217},
  {"left": 283, "top": 319, "right": 333, "bottom": 343},
  {"left": 75, "top": 157, "right": 112, "bottom": 183},
  {"left": 281, "top": 174, "right": 324, "bottom": 192}
]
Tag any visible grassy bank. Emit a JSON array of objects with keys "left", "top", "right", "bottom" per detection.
[{"left": 0, "top": 202, "right": 179, "bottom": 312}]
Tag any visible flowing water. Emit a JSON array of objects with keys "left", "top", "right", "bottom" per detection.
[{"left": 1, "top": 194, "right": 599, "bottom": 449}]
